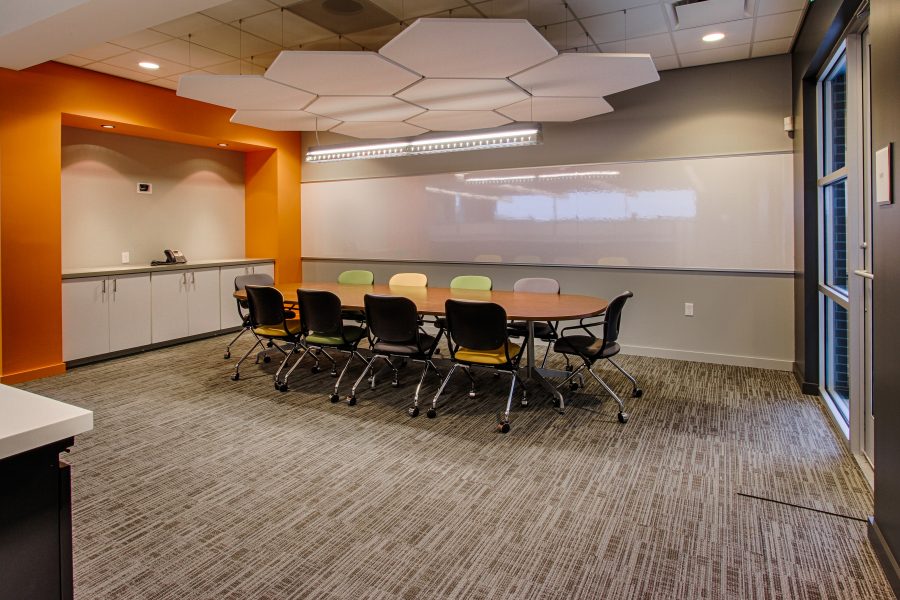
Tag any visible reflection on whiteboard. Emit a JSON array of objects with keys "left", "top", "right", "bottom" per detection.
[{"left": 301, "top": 153, "right": 793, "bottom": 272}]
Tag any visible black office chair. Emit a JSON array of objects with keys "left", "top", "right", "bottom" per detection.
[
  {"left": 281, "top": 289, "right": 368, "bottom": 402},
  {"left": 552, "top": 291, "right": 642, "bottom": 424},
  {"left": 347, "top": 294, "right": 444, "bottom": 410},
  {"left": 430, "top": 299, "right": 527, "bottom": 433},
  {"left": 224, "top": 273, "right": 295, "bottom": 359},
  {"left": 234, "top": 285, "right": 314, "bottom": 388}
]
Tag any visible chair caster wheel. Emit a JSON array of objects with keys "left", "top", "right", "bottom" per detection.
[
  {"left": 224, "top": 351, "right": 231, "bottom": 359},
  {"left": 231, "top": 372, "right": 240, "bottom": 381},
  {"left": 520, "top": 399, "right": 528, "bottom": 407},
  {"left": 347, "top": 395, "right": 357, "bottom": 406},
  {"left": 618, "top": 412, "right": 629, "bottom": 424},
  {"left": 493, "top": 372, "right": 500, "bottom": 378},
  {"left": 278, "top": 383, "right": 288, "bottom": 392},
  {"left": 468, "top": 391, "right": 476, "bottom": 398},
  {"left": 392, "top": 379, "right": 400, "bottom": 388},
  {"left": 408, "top": 406, "right": 419, "bottom": 417},
  {"left": 267, "top": 341, "right": 274, "bottom": 348},
  {"left": 263, "top": 355, "right": 271, "bottom": 363},
  {"left": 311, "top": 366, "right": 320, "bottom": 374},
  {"left": 632, "top": 388, "right": 643, "bottom": 398},
  {"left": 569, "top": 381, "right": 579, "bottom": 390},
  {"left": 565, "top": 365, "right": 573, "bottom": 372},
  {"left": 329, "top": 393, "right": 339, "bottom": 403},
  {"left": 497, "top": 422, "right": 511, "bottom": 433},
  {"left": 426, "top": 408, "right": 437, "bottom": 419},
  {"left": 330, "top": 371, "right": 338, "bottom": 378}
]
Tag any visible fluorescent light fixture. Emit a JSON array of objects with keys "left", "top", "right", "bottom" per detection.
[
  {"left": 702, "top": 32, "right": 725, "bottom": 42},
  {"left": 537, "top": 170, "right": 619, "bottom": 179},
  {"left": 465, "top": 175, "right": 537, "bottom": 183},
  {"left": 101, "top": 124, "right": 115, "bottom": 129},
  {"left": 138, "top": 61, "right": 160, "bottom": 70},
  {"left": 305, "top": 123, "right": 542, "bottom": 163}
]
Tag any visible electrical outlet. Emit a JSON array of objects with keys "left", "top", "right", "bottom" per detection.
[
  {"left": 121, "top": 251, "right": 130, "bottom": 264},
  {"left": 684, "top": 302, "right": 694, "bottom": 317}
]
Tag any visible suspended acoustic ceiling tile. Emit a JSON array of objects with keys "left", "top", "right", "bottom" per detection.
[
  {"left": 239, "top": 9, "right": 334, "bottom": 47},
  {"left": 678, "top": 43, "right": 750, "bottom": 67},
  {"left": 103, "top": 51, "right": 190, "bottom": 78},
  {"left": 673, "top": 0, "right": 745, "bottom": 29},
  {"left": 511, "top": 53, "right": 658, "bottom": 98},
  {"left": 54, "top": 55, "right": 92, "bottom": 67},
  {"left": 177, "top": 75, "right": 315, "bottom": 110},
  {"left": 757, "top": 0, "right": 806, "bottom": 16},
  {"left": 406, "top": 110, "right": 511, "bottom": 131},
  {"left": 203, "top": 59, "right": 266, "bottom": 75},
  {"left": 753, "top": 11, "right": 803, "bottom": 42},
  {"left": 200, "top": 0, "right": 275, "bottom": 23},
  {"left": 142, "top": 39, "right": 233, "bottom": 69},
  {"left": 71, "top": 42, "right": 130, "bottom": 62},
  {"left": 109, "top": 29, "right": 173, "bottom": 50},
  {"left": 751, "top": 37, "right": 792, "bottom": 58},
  {"left": 306, "top": 96, "right": 425, "bottom": 122},
  {"left": 652, "top": 55, "right": 680, "bottom": 71},
  {"left": 230, "top": 109, "right": 340, "bottom": 131},
  {"left": 379, "top": 18, "right": 558, "bottom": 78},
  {"left": 397, "top": 78, "right": 529, "bottom": 111},
  {"left": 671, "top": 19, "right": 753, "bottom": 54},
  {"left": 331, "top": 121, "right": 429, "bottom": 139},
  {"left": 497, "top": 97, "right": 613, "bottom": 122},
  {"left": 265, "top": 51, "right": 421, "bottom": 96}
]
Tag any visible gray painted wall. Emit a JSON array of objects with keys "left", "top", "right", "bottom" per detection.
[{"left": 300, "top": 55, "right": 795, "bottom": 370}]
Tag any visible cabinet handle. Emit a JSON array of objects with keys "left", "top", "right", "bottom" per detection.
[
  {"left": 191, "top": 272, "right": 196, "bottom": 284},
  {"left": 113, "top": 278, "right": 117, "bottom": 293},
  {"left": 251, "top": 266, "right": 256, "bottom": 274},
  {"left": 102, "top": 279, "right": 106, "bottom": 294},
  {"left": 182, "top": 273, "right": 187, "bottom": 285}
]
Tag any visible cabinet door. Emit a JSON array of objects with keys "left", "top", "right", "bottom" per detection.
[
  {"left": 151, "top": 271, "right": 189, "bottom": 343},
  {"left": 188, "top": 268, "right": 221, "bottom": 335},
  {"left": 62, "top": 277, "right": 109, "bottom": 361},
  {"left": 219, "top": 266, "right": 249, "bottom": 329},
  {"left": 108, "top": 274, "right": 151, "bottom": 352},
  {"left": 252, "top": 262, "right": 275, "bottom": 279}
]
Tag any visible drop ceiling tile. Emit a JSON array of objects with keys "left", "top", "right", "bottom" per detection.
[
  {"left": 398, "top": 78, "right": 529, "bottom": 110},
  {"left": 369, "top": 0, "right": 471, "bottom": 20},
  {"left": 497, "top": 96, "right": 613, "bottom": 121},
  {"left": 231, "top": 109, "right": 340, "bottom": 131},
  {"left": 151, "top": 14, "right": 221, "bottom": 38},
  {"left": 406, "top": 110, "right": 511, "bottom": 131},
  {"left": 248, "top": 50, "right": 281, "bottom": 69},
  {"left": 540, "top": 21, "right": 591, "bottom": 51},
  {"left": 672, "top": 0, "right": 746, "bottom": 29},
  {"left": 511, "top": 53, "right": 658, "bottom": 97},
  {"left": 103, "top": 52, "right": 190, "bottom": 78},
  {"left": 142, "top": 39, "right": 233, "bottom": 68},
  {"left": 178, "top": 74, "right": 315, "bottom": 109},
  {"left": 293, "top": 37, "right": 348, "bottom": 51},
  {"left": 72, "top": 43, "right": 130, "bottom": 62},
  {"left": 601, "top": 32, "right": 675, "bottom": 56},
  {"left": 150, "top": 78, "right": 180, "bottom": 90},
  {"left": 753, "top": 11, "right": 802, "bottom": 42},
  {"left": 85, "top": 63, "right": 157, "bottom": 82},
  {"left": 757, "top": 0, "right": 806, "bottom": 16},
  {"left": 622, "top": 3, "right": 669, "bottom": 38},
  {"left": 751, "top": 37, "right": 792, "bottom": 58},
  {"left": 344, "top": 23, "right": 405, "bottom": 50},
  {"left": 188, "top": 23, "right": 280, "bottom": 58},
  {"left": 678, "top": 43, "right": 750, "bottom": 67},
  {"left": 379, "top": 18, "right": 558, "bottom": 78},
  {"left": 306, "top": 96, "right": 425, "bottom": 121},
  {"left": 110, "top": 29, "right": 174, "bottom": 50},
  {"left": 203, "top": 60, "right": 266, "bottom": 75},
  {"left": 266, "top": 51, "right": 421, "bottom": 95},
  {"left": 331, "top": 121, "right": 429, "bottom": 139},
  {"left": 671, "top": 19, "right": 753, "bottom": 54},
  {"left": 54, "top": 55, "right": 92, "bottom": 67},
  {"left": 580, "top": 11, "right": 626, "bottom": 44},
  {"left": 201, "top": 0, "right": 275, "bottom": 23},
  {"left": 486, "top": 0, "right": 571, "bottom": 26},
  {"left": 566, "top": 0, "right": 659, "bottom": 19},
  {"left": 239, "top": 10, "right": 334, "bottom": 47},
  {"left": 652, "top": 54, "right": 679, "bottom": 71}
]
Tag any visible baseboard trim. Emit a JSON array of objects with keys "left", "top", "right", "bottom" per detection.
[
  {"left": 792, "top": 362, "right": 819, "bottom": 395},
  {"left": 0, "top": 362, "right": 67, "bottom": 384},
  {"left": 65, "top": 328, "right": 242, "bottom": 369},
  {"left": 618, "top": 345, "right": 792, "bottom": 371},
  {"left": 868, "top": 517, "right": 900, "bottom": 597}
]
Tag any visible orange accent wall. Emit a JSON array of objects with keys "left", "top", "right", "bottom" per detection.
[{"left": 0, "top": 62, "right": 302, "bottom": 383}]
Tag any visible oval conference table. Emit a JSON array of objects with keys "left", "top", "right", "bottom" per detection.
[{"left": 235, "top": 282, "right": 609, "bottom": 409}]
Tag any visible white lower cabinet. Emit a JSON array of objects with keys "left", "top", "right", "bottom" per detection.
[
  {"left": 187, "top": 268, "right": 221, "bottom": 335},
  {"left": 62, "top": 273, "right": 152, "bottom": 361},
  {"left": 151, "top": 271, "right": 190, "bottom": 343}
]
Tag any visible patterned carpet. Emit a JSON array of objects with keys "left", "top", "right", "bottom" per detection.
[{"left": 19, "top": 335, "right": 894, "bottom": 599}]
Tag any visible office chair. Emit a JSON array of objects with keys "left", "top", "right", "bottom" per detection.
[
  {"left": 347, "top": 294, "right": 444, "bottom": 410},
  {"left": 507, "top": 277, "right": 567, "bottom": 369},
  {"left": 224, "top": 273, "right": 297, "bottom": 359},
  {"left": 234, "top": 285, "right": 321, "bottom": 388},
  {"left": 337, "top": 269, "right": 374, "bottom": 323},
  {"left": 429, "top": 299, "right": 527, "bottom": 433},
  {"left": 388, "top": 272, "right": 428, "bottom": 287},
  {"left": 552, "top": 291, "right": 642, "bottom": 424},
  {"left": 282, "top": 289, "right": 368, "bottom": 402},
  {"left": 433, "top": 274, "right": 493, "bottom": 331}
]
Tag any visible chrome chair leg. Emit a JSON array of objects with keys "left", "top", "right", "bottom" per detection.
[
  {"left": 275, "top": 345, "right": 308, "bottom": 390},
  {"left": 349, "top": 355, "right": 381, "bottom": 402},
  {"left": 334, "top": 353, "right": 358, "bottom": 403},
  {"left": 498, "top": 373, "right": 516, "bottom": 433},
  {"left": 539, "top": 341, "right": 552, "bottom": 368},
  {"left": 585, "top": 368, "right": 629, "bottom": 423},
  {"left": 606, "top": 357, "right": 643, "bottom": 397},
  {"left": 413, "top": 360, "right": 431, "bottom": 404},
  {"left": 231, "top": 335, "right": 264, "bottom": 380},
  {"left": 428, "top": 363, "right": 459, "bottom": 417},
  {"left": 224, "top": 326, "right": 248, "bottom": 358}
]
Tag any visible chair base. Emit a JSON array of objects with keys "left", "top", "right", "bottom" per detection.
[{"left": 552, "top": 356, "right": 641, "bottom": 424}]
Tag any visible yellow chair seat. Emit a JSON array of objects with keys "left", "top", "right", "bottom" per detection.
[
  {"left": 253, "top": 319, "right": 302, "bottom": 338},
  {"left": 455, "top": 342, "right": 521, "bottom": 365}
]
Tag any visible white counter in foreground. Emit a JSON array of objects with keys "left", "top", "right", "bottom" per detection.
[{"left": 0, "top": 384, "right": 93, "bottom": 460}]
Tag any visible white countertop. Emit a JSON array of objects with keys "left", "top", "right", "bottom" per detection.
[
  {"left": 62, "top": 258, "right": 275, "bottom": 279},
  {"left": 0, "top": 384, "right": 93, "bottom": 460}
]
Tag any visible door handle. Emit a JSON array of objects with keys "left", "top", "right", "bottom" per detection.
[
  {"left": 113, "top": 278, "right": 117, "bottom": 293},
  {"left": 853, "top": 269, "right": 874, "bottom": 280}
]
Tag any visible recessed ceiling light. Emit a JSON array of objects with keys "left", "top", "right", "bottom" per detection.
[
  {"left": 101, "top": 124, "right": 115, "bottom": 129},
  {"left": 217, "top": 143, "right": 228, "bottom": 147},
  {"left": 702, "top": 32, "right": 725, "bottom": 43},
  {"left": 138, "top": 61, "right": 160, "bottom": 70}
]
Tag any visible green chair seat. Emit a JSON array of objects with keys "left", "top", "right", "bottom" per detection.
[{"left": 306, "top": 325, "right": 365, "bottom": 346}]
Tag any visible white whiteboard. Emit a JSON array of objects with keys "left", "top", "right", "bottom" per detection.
[{"left": 301, "top": 153, "right": 793, "bottom": 272}]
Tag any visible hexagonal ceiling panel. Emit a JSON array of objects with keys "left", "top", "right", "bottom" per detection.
[
  {"left": 306, "top": 96, "right": 425, "bottom": 122},
  {"left": 379, "top": 19, "right": 557, "bottom": 78},
  {"left": 265, "top": 51, "right": 421, "bottom": 96},
  {"left": 331, "top": 122, "right": 429, "bottom": 139},
  {"left": 230, "top": 110, "right": 339, "bottom": 131},
  {"left": 397, "top": 78, "right": 530, "bottom": 111},
  {"left": 498, "top": 97, "right": 614, "bottom": 122},
  {"left": 407, "top": 110, "right": 512, "bottom": 132},
  {"left": 177, "top": 75, "right": 314, "bottom": 110},
  {"left": 511, "top": 53, "right": 660, "bottom": 97}
]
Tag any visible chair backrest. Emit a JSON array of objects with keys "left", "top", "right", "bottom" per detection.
[
  {"left": 449, "top": 275, "right": 492, "bottom": 290},
  {"left": 234, "top": 272, "right": 274, "bottom": 291},
  {"left": 389, "top": 272, "right": 427, "bottom": 287},
  {"left": 337, "top": 270, "right": 374, "bottom": 285},
  {"left": 297, "top": 289, "right": 343, "bottom": 334},
  {"left": 602, "top": 291, "right": 634, "bottom": 344},
  {"left": 513, "top": 277, "right": 559, "bottom": 294},
  {"left": 364, "top": 294, "right": 419, "bottom": 343},
  {"left": 445, "top": 299, "right": 508, "bottom": 351},
  {"left": 245, "top": 285, "right": 287, "bottom": 327}
]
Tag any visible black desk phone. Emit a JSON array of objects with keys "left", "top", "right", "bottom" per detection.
[{"left": 151, "top": 249, "right": 187, "bottom": 266}]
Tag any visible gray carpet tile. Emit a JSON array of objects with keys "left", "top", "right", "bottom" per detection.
[{"left": 18, "top": 335, "right": 893, "bottom": 599}]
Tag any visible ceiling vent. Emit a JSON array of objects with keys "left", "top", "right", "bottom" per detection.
[
  {"left": 668, "top": 0, "right": 747, "bottom": 29},
  {"left": 285, "top": 0, "right": 397, "bottom": 35}
]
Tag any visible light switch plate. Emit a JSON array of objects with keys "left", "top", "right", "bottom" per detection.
[{"left": 876, "top": 144, "right": 892, "bottom": 205}]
